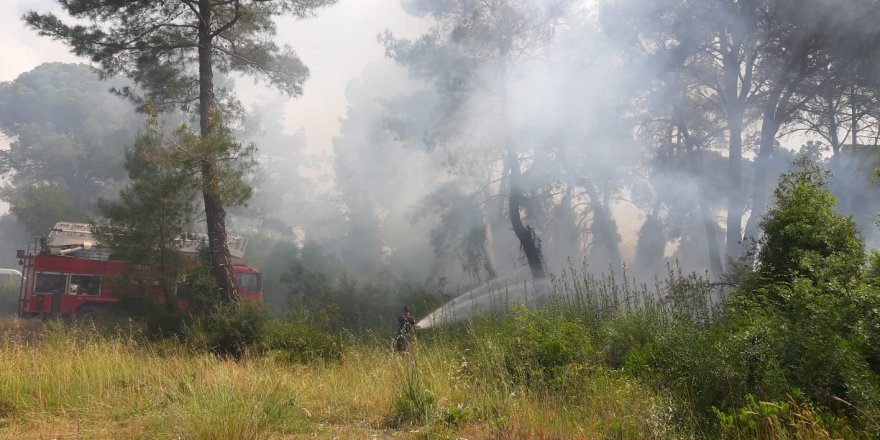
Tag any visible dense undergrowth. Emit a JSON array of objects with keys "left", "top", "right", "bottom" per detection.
[{"left": 0, "top": 159, "right": 878, "bottom": 438}]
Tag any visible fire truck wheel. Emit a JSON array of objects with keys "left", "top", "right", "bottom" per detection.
[{"left": 75, "top": 305, "right": 109, "bottom": 325}]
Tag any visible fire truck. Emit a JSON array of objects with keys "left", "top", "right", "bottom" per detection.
[{"left": 16, "top": 222, "right": 262, "bottom": 319}]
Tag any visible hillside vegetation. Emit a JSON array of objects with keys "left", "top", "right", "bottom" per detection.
[{"left": 0, "top": 160, "right": 879, "bottom": 439}]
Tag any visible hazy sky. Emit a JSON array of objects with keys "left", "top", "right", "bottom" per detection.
[{"left": 0, "top": 0, "right": 430, "bottom": 155}]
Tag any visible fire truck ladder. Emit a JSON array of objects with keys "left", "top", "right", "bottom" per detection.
[{"left": 16, "top": 238, "right": 39, "bottom": 317}]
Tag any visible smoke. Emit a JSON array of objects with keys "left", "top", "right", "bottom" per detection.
[
  {"left": 5, "top": 0, "right": 880, "bottom": 322},
  {"left": 301, "top": 0, "right": 880, "bottom": 326}
]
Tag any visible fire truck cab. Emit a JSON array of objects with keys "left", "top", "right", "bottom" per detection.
[{"left": 17, "top": 222, "right": 262, "bottom": 319}]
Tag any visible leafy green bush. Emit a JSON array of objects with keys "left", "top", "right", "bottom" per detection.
[
  {"left": 717, "top": 158, "right": 880, "bottom": 430},
  {"left": 713, "top": 395, "right": 850, "bottom": 440},
  {"left": 278, "top": 253, "right": 441, "bottom": 334},
  {"left": 633, "top": 322, "right": 728, "bottom": 420},
  {"left": 441, "top": 403, "right": 474, "bottom": 427},
  {"left": 386, "top": 366, "right": 436, "bottom": 428},
  {"left": 140, "top": 307, "right": 189, "bottom": 338},
  {"left": 751, "top": 157, "right": 865, "bottom": 294},
  {"left": 497, "top": 307, "right": 593, "bottom": 389},
  {"left": 597, "top": 309, "right": 662, "bottom": 369},
  {"left": 192, "top": 301, "right": 271, "bottom": 358},
  {"left": 261, "top": 318, "right": 347, "bottom": 363},
  {"left": 613, "top": 315, "right": 788, "bottom": 426}
]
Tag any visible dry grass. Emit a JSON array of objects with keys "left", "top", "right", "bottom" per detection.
[
  {"left": 0, "top": 320, "right": 679, "bottom": 439},
  {"left": 0, "top": 318, "right": 848, "bottom": 439}
]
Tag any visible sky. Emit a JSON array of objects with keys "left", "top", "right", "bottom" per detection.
[{"left": 0, "top": 0, "right": 431, "bottom": 156}]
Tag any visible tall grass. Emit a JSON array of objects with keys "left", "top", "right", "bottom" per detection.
[
  {"left": 0, "top": 315, "right": 676, "bottom": 439},
  {"left": 0, "top": 259, "right": 871, "bottom": 439},
  {"left": 0, "top": 321, "right": 309, "bottom": 439},
  {"left": 551, "top": 261, "right": 723, "bottom": 326}
]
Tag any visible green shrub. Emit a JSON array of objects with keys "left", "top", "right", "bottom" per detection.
[
  {"left": 597, "top": 309, "right": 662, "bottom": 369},
  {"left": 261, "top": 319, "right": 347, "bottom": 363},
  {"left": 497, "top": 306, "right": 593, "bottom": 389},
  {"left": 138, "top": 309, "right": 186, "bottom": 339},
  {"left": 637, "top": 322, "right": 728, "bottom": 421},
  {"left": 713, "top": 395, "right": 850, "bottom": 439},
  {"left": 754, "top": 157, "right": 865, "bottom": 289},
  {"left": 852, "top": 285, "right": 880, "bottom": 374},
  {"left": 441, "top": 403, "right": 474, "bottom": 427},
  {"left": 716, "top": 315, "right": 790, "bottom": 403},
  {"left": 386, "top": 366, "right": 436, "bottom": 428},
  {"left": 597, "top": 313, "right": 791, "bottom": 426},
  {"left": 715, "top": 158, "right": 880, "bottom": 431},
  {"left": 192, "top": 301, "right": 271, "bottom": 358}
]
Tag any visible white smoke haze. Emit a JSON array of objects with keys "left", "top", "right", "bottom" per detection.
[{"left": 3, "top": 0, "right": 880, "bottom": 324}]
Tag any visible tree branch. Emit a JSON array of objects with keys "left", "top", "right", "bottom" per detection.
[{"left": 210, "top": 0, "right": 242, "bottom": 38}]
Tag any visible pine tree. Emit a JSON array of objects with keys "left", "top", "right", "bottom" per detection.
[
  {"left": 94, "top": 116, "right": 199, "bottom": 306},
  {"left": 25, "top": 0, "right": 336, "bottom": 302}
]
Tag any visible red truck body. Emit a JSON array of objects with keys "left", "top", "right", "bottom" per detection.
[
  {"left": 17, "top": 254, "right": 263, "bottom": 318},
  {"left": 16, "top": 223, "right": 262, "bottom": 318}
]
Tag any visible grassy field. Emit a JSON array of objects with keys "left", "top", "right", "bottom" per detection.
[
  {"left": 0, "top": 315, "right": 680, "bottom": 440},
  {"left": 0, "top": 261, "right": 875, "bottom": 440}
]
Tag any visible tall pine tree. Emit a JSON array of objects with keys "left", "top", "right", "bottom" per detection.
[{"left": 25, "top": 0, "right": 336, "bottom": 302}]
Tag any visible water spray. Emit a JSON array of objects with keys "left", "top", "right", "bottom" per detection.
[{"left": 417, "top": 268, "right": 552, "bottom": 329}]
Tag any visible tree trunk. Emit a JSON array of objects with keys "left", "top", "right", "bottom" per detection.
[
  {"left": 198, "top": 0, "right": 239, "bottom": 303},
  {"left": 742, "top": 112, "right": 779, "bottom": 242},
  {"left": 499, "top": 42, "right": 544, "bottom": 280},
  {"left": 679, "top": 121, "right": 724, "bottom": 277},
  {"left": 556, "top": 184, "right": 581, "bottom": 264},
  {"left": 828, "top": 103, "right": 842, "bottom": 169},
  {"left": 581, "top": 177, "right": 622, "bottom": 270},
  {"left": 744, "top": 39, "right": 811, "bottom": 243},
  {"left": 701, "top": 202, "right": 724, "bottom": 277},
  {"left": 726, "top": 111, "right": 744, "bottom": 260},
  {"left": 506, "top": 149, "right": 546, "bottom": 279},
  {"left": 482, "top": 219, "right": 498, "bottom": 280},
  {"left": 202, "top": 161, "right": 239, "bottom": 303},
  {"left": 722, "top": 44, "right": 748, "bottom": 261}
]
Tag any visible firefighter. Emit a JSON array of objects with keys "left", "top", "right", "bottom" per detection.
[{"left": 394, "top": 306, "right": 420, "bottom": 353}]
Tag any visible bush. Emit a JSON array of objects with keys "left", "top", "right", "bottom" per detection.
[
  {"left": 852, "top": 285, "right": 880, "bottom": 374},
  {"left": 597, "top": 309, "right": 662, "bottom": 369},
  {"left": 716, "top": 158, "right": 880, "bottom": 431},
  {"left": 441, "top": 403, "right": 474, "bottom": 428},
  {"left": 386, "top": 366, "right": 436, "bottom": 428},
  {"left": 141, "top": 307, "right": 189, "bottom": 338},
  {"left": 497, "top": 306, "right": 593, "bottom": 389},
  {"left": 261, "top": 318, "right": 347, "bottom": 363},
  {"left": 192, "top": 301, "right": 271, "bottom": 358},
  {"left": 753, "top": 157, "right": 865, "bottom": 293},
  {"left": 278, "top": 255, "right": 441, "bottom": 334}
]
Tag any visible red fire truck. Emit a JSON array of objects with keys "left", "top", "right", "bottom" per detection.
[{"left": 16, "top": 222, "right": 262, "bottom": 319}]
